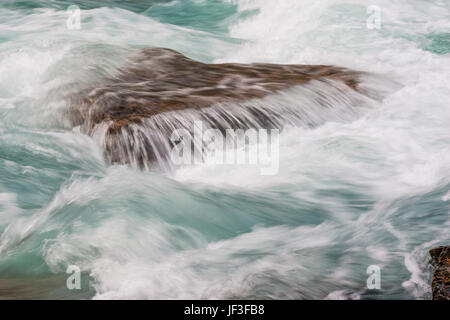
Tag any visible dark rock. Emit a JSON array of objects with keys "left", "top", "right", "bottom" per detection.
[
  {"left": 70, "top": 48, "right": 370, "bottom": 169},
  {"left": 429, "top": 246, "right": 450, "bottom": 300}
]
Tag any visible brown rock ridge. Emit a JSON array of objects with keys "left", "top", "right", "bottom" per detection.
[
  {"left": 429, "top": 246, "right": 450, "bottom": 300},
  {"left": 70, "top": 48, "right": 370, "bottom": 168}
]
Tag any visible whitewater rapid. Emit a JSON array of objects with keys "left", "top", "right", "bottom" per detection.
[{"left": 0, "top": 0, "right": 449, "bottom": 299}]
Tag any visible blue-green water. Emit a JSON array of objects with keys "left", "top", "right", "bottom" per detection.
[{"left": 0, "top": 0, "right": 449, "bottom": 299}]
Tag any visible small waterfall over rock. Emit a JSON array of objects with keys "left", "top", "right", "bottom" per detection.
[{"left": 70, "top": 48, "right": 384, "bottom": 169}]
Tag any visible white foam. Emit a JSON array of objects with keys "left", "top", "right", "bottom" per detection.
[{"left": 1, "top": 0, "right": 449, "bottom": 300}]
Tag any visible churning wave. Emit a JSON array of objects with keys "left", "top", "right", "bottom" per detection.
[{"left": 0, "top": 0, "right": 449, "bottom": 299}]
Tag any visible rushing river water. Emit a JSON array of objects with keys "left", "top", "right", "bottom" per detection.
[{"left": 0, "top": 0, "right": 449, "bottom": 299}]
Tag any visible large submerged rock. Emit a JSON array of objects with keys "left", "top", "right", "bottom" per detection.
[
  {"left": 429, "top": 246, "right": 450, "bottom": 300},
  {"left": 70, "top": 48, "right": 372, "bottom": 169}
]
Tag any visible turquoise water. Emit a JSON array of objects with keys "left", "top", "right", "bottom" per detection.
[{"left": 0, "top": 0, "right": 449, "bottom": 299}]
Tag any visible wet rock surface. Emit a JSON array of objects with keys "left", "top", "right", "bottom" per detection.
[
  {"left": 429, "top": 246, "right": 450, "bottom": 300},
  {"left": 70, "top": 48, "right": 367, "bottom": 168}
]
